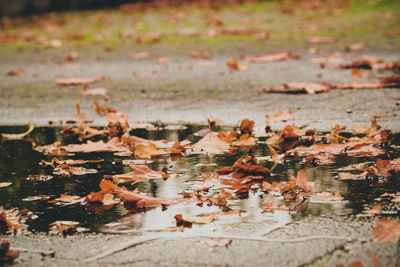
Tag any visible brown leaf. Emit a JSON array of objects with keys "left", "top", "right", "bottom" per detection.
[
  {"left": 291, "top": 170, "right": 314, "bottom": 193},
  {"left": 52, "top": 222, "right": 78, "bottom": 237},
  {"left": 61, "top": 137, "right": 130, "bottom": 153},
  {"left": 174, "top": 214, "right": 215, "bottom": 227},
  {"left": 6, "top": 68, "right": 25, "bottom": 76},
  {"left": 345, "top": 43, "right": 365, "bottom": 52},
  {"left": 265, "top": 109, "right": 294, "bottom": 123},
  {"left": 131, "top": 52, "right": 150, "bottom": 60},
  {"left": 113, "top": 164, "right": 163, "bottom": 184},
  {"left": 373, "top": 113, "right": 396, "bottom": 119},
  {"left": 0, "top": 182, "right": 11, "bottom": 188},
  {"left": 338, "top": 172, "right": 362, "bottom": 180},
  {"left": 369, "top": 252, "right": 381, "bottom": 267},
  {"left": 53, "top": 194, "right": 85, "bottom": 204},
  {"left": 119, "top": 190, "right": 188, "bottom": 208},
  {"left": 134, "top": 143, "right": 169, "bottom": 158},
  {"left": 245, "top": 51, "right": 300, "bottom": 63},
  {"left": 227, "top": 56, "right": 248, "bottom": 71},
  {"left": 307, "top": 36, "right": 336, "bottom": 44},
  {"left": 234, "top": 133, "right": 257, "bottom": 147},
  {"left": 56, "top": 75, "right": 107, "bottom": 85},
  {"left": 190, "top": 50, "right": 210, "bottom": 59},
  {"left": 192, "top": 132, "right": 231, "bottom": 154},
  {"left": 309, "top": 192, "right": 344, "bottom": 201},
  {"left": 201, "top": 238, "right": 231, "bottom": 248},
  {"left": 364, "top": 203, "right": 382, "bottom": 214},
  {"left": 239, "top": 118, "right": 255, "bottom": 134},
  {"left": 64, "top": 51, "right": 80, "bottom": 61},
  {"left": 371, "top": 218, "right": 400, "bottom": 243},
  {"left": 92, "top": 99, "right": 117, "bottom": 115},
  {"left": 265, "top": 82, "right": 331, "bottom": 94},
  {"left": 0, "top": 241, "right": 19, "bottom": 262},
  {"left": 263, "top": 199, "right": 289, "bottom": 213},
  {"left": 81, "top": 86, "right": 108, "bottom": 96},
  {"left": 0, "top": 206, "right": 28, "bottom": 234},
  {"left": 379, "top": 76, "right": 400, "bottom": 87}
]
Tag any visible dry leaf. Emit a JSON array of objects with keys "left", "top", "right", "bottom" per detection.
[
  {"left": 307, "top": 36, "right": 336, "bottom": 44},
  {"left": 192, "top": 132, "right": 231, "bottom": 154},
  {"left": 245, "top": 51, "right": 300, "bottom": 63},
  {"left": 265, "top": 109, "right": 294, "bottom": 123},
  {"left": 6, "top": 68, "right": 25, "bottom": 76},
  {"left": 113, "top": 164, "right": 163, "bottom": 184},
  {"left": 345, "top": 43, "right": 365, "bottom": 52},
  {"left": 201, "top": 238, "right": 231, "bottom": 248},
  {"left": 134, "top": 143, "right": 169, "bottom": 158},
  {"left": 56, "top": 75, "right": 107, "bottom": 85},
  {"left": 291, "top": 170, "right": 314, "bottom": 193},
  {"left": 0, "top": 241, "right": 19, "bottom": 262},
  {"left": 265, "top": 82, "right": 331, "bottom": 94},
  {"left": 371, "top": 218, "right": 400, "bottom": 243},
  {"left": 227, "top": 56, "right": 248, "bottom": 71}
]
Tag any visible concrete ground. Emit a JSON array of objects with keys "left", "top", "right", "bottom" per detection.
[{"left": 1, "top": 1, "right": 400, "bottom": 266}]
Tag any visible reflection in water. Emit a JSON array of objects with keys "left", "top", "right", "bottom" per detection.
[{"left": 0, "top": 126, "right": 399, "bottom": 234}]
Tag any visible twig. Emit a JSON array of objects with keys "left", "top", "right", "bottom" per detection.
[{"left": 83, "top": 232, "right": 356, "bottom": 262}]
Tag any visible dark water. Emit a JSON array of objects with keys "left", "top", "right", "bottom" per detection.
[{"left": 0, "top": 125, "right": 399, "bottom": 234}]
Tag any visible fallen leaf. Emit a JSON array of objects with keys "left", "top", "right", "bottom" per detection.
[
  {"left": 379, "top": 76, "right": 400, "bottom": 87},
  {"left": 6, "top": 68, "right": 25, "bottom": 76},
  {"left": 227, "top": 56, "right": 248, "bottom": 71},
  {"left": 265, "top": 109, "right": 294, "bottom": 123},
  {"left": 201, "top": 238, "right": 231, "bottom": 248},
  {"left": 338, "top": 172, "right": 362, "bottom": 180},
  {"left": 245, "top": 51, "right": 300, "bottom": 63},
  {"left": 113, "top": 164, "right": 163, "bottom": 184},
  {"left": 53, "top": 194, "right": 85, "bottom": 205},
  {"left": 364, "top": 203, "right": 382, "bottom": 214},
  {"left": 0, "top": 241, "right": 19, "bottom": 262},
  {"left": 373, "top": 113, "right": 396, "bottom": 119},
  {"left": 265, "top": 82, "right": 331, "bottom": 94},
  {"left": 190, "top": 50, "right": 210, "bottom": 59},
  {"left": 131, "top": 52, "right": 150, "bottom": 60},
  {"left": 134, "top": 143, "right": 169, "bottom": 158},
  {"left": 0, "top": 182, "right": 12, "bottom": 188},
  {"left": 307, "top": 36, "right": 336, "bottom": 44},
  {"left": 92, "top": 99, "right": 116, "bottom": 115},
  {"left": 192, "top": 132, "right": 231, "bottom": 154},
  {"left": 291, "top": 170, "right": 314, "bottom": 193},
  {"left": 239, "top": 118, "right": 255, "bottom": 134},
  {"left": 371, "top": 218, "right": 400, "bottom": 243},
  {"left": 118, "top": 190, "right": 188, "bottom": 208},
  {"left": 56, "top": 75, "right": 107, "bottom": 85},
  {"left": 233, "top": 133, "right": 257, "bottom": 147},
  {"left": 64, "top": 51, "right": 80, "bottom": 61},
  {"left": 81, "top": 86, "right": 108, "bottom": 96},
  {"left": 0, "top": 206, "right": 31, "bottom": 235},
  {"left": 263, "top": 199, "right": 289, "bottom": 213},
  {"left": 345, "top": 43, "right": 365, "bottom": 52},
  {"left": 309, "top": 192, "right": 344, "bottom": 201},
  {"left": 51, "top": 221, "right": 78, "bottom": 237}
]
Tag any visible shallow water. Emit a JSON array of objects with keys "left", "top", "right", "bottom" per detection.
[{"left": 0, "top": 125, "right": 399, "bottom": 234}]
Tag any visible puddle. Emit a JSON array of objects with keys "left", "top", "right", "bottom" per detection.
[{"left": 0, "top": 125, "right": 399, "bottom": 234}]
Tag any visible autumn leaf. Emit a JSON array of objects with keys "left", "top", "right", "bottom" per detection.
[
  {"left": 131, "top": 52, "right": 150, "bottom": 60},
  {"left": 239, "top": 118, "right": 255, "bottom": 134},
  {"left": 364, "top": 203, "right": 382, "bottom": 214},
  {"left": 6, "top": 68, "right": 25, "bottom": 76},
  {"left": 118, "top": 190, "right": 188, "bottom": 208},
  {"left": 217, "top": 156, "right": 270, "bottom": 179},
  {"left": 64, "top": 51, "right": 80, "bottom": 61},
  {"left": 344, "top": 43, "right": 365, "bottom": 52},
  {"left": 373, "top": 113, "right": 396, "bottom": 119},
  {"left": 92, "top": 99, "right": 117, "bottom": 115},
  {"left": 174, "top": 214, "right": 215, "bottom": 228},
  {"left": 263, "top": 199, "right": 289, "bottom": 213},
  {"left": 245, "top": 51, "right": 300, "bottom": 63},
  {"left": 67, "top": 102, "right": 93, "bottom": 124},
  {"left": 53, "top": 194, "right": 85, "bottom": 205},
  {"left": 201, "top": 238, "right": 231, "bottom": 248},
  {"left": 81, "top": 86, "right": 108, "bottom": 96},
  {"left": 307, "top": 36, "right": 336, "bottom": 44},
  {"left": 291, "top": 170, "right": 314, "bottom": 193},
  {"left": 265, "top": 82, "right": 331, "bottom": 94},
  {"left": 227, "top": 56, "right": 248, "bottom": 71},
  {"left": 0, "top": 182, "right": 11, "bottom": 188},
  {"left": 265, "top": 109, "right": 294, "bottom": 123},
  {"left": 113, "top": 164, "right": 163, "bottom": 184},
  {"left": 51, "top": 221, "right": 78, "bottom": 237},
  {"left": 233, "top": 133, "right": 257, "bottom": 147},
  {"left": 56, "top": 75, "right": 107, "bottom": 85},
  {"left": 192, "top": 132, "right": 231, "bottom": 154},
  {"left": 309, "top": 192, "right": 344, "bottom": 202},
  {"left": 190, "top": 50, "right": 210, "bottom": 59},
  {"left": 0, "top": 206, "right": 31, "bottom": 235},
  {"left": 134, "top": 143, "right": 169, "bottom": 158},
  {"left": 0, "top": 241, "right": 19, "bottom": 262},
  {"left": 371, "top": 218, "right": 400, "bottom": 243}
]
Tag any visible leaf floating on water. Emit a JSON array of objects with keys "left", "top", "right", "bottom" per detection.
[
  {"left": 0, "top": 122, "right": 34, "bottom": 140},
  {"left": 0, "top": 182, "right": 11, "bottom": 188}
]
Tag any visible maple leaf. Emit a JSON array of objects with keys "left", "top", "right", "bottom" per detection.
[
  {"left": 371, "top": 218, "right": 400, "bottom": 243},
  {"left": 131, "top": 52, "right": 150, "bottom": 60},
  {"left": 309, "top": 192, "right": 344, "bottom": 202},
  {"left": 0, "top": 241, "right": 19, "bottom": 262},
  {"left": 201, "top": 238, "right": 232, "bottom": 248},
  {"left": 134, "top": 143, "right": 169, "bottom": 158},
  {"left": 263, "top": 199, "right": 289, "bottom": 213},
  {"left": 291, "top": 170, "right": 314, "bottom": 193},
  {"left": 118, "top": 190, "right": 188, "bottom": 208},
  {"left": 51, "top": 222, "right": 78, "bottom": 237},
  {"left": 113, "top": 164, "right": 163, "bottom": 184},
  {"left": 344, "top": 43, "right": 365, "bottom": 52},
  {"left": 217, "top": 156, "right": 270, "bottom": 179},
  {"left": 174, "top": 214, "right": 215, "bottom": 228},
  {"left": 239, "top": 118, "right": 255, "bottom": 134},
  {"left": 192, "top": 132, "right": 231, "bottom": 154},
  {"left": 56, "top": 75, "right": 107, "bottom": 85},
  {"left": 81, "top": 86, "right": 108, "bottom": 96},
  {"left": 227, "top": 56, "right": 248, "bottom": 71},
  {"left": 265, "top": 82, "right": 331, "bottom": 94},
  {"left": 92, "top": 99, "right": 117, "bottom": 115},
  {"left": 53, "top": 194, "right": 85, "bottom": 205},
  {"left": 233, "top": 133, "right": 257, "bottom": 147},
  {"left": 265, "top": 109, "right": 294, "bottom": 123},
  {"left": 245, "top": 51, "right": 300, "bottom": 63},
  {"left": 6, "top": 68, "right": 25, "bottom": 76},
  {"left": 307, "top": 36, "right": 336, "bottom": 44}
]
